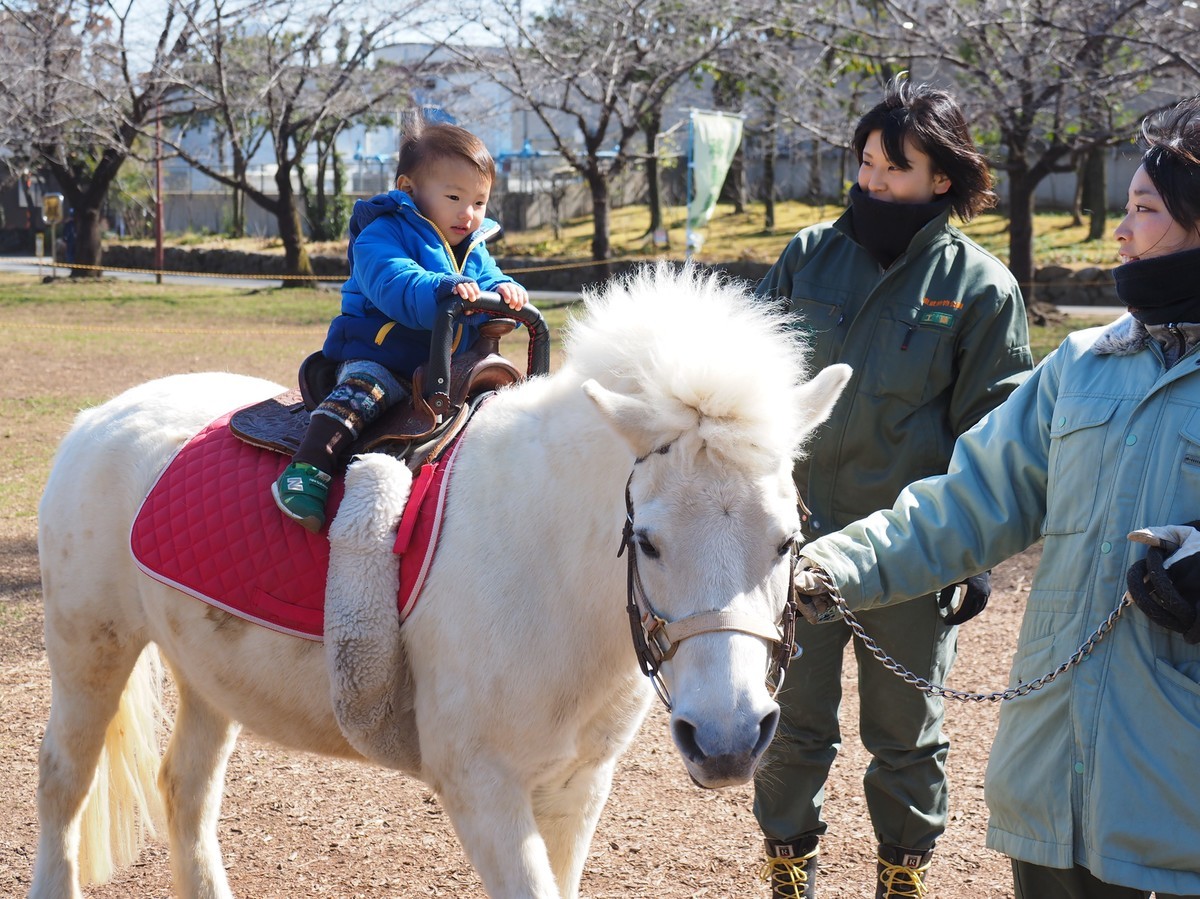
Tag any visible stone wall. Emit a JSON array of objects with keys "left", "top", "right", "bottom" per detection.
[
  {"left": 102, "top": 244, "right": 347, "bottom": 279},
  {"left": 1030, "top": 265, "right": 1120, "bottom": 307}
]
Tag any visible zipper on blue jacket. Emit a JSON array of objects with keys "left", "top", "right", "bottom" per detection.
[
  {"left": 412, "top": 208, "right": 495, "bottom": 274},
  {"left": 901, "top": 325, "right": 916, "bottom": 351}
]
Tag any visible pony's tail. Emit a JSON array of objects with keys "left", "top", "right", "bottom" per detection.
[{"left": 78, "top": 645, "right": 167, "bottom": 885}]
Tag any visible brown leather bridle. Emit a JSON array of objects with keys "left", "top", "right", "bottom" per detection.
[{"left": 617, "top": 442, "right": 801, "bottom": 711}]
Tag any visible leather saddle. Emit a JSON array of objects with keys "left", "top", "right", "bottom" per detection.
[{"left": 230, "top": 294, "right": 551, "bottom": 469}]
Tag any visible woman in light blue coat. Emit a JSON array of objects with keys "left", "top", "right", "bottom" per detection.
[{"left": 795, "top": 97, "right": 1200, "bottom": 899}]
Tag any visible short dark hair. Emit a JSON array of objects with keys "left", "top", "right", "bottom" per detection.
[
  {"left": 395, "top": 121, "right": 496, "bottom": 185},
  {"left": 1140, "top": 97, "right": 1200, "bottom": 234},
  {"left": 852, "top": 78, "right": 996, "bottom": 221}
]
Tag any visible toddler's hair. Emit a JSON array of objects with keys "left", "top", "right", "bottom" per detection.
[{"left": 395, "top": 122, "right": 496, "bottom": 184}]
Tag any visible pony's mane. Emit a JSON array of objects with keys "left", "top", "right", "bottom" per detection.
[{"left": 561, "top": 262, "right": 813, "bottom": 468}]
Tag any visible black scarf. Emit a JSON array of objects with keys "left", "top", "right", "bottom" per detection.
[
  {"left": 848, "top": 183, "right": 951, "bottom": 269},
  {"left": 1113, "top": 247, "right": 1200, "bottom": 325}
]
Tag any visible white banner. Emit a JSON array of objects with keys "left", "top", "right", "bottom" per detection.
[{"left": 687, "top": 110, "right": 743, "bottom": 251}]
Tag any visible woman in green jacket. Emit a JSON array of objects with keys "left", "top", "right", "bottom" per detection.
[
  {"left": 795, "top": 97, "right": 1200, "bottom": 899},
  {"left": 753, "top": 78, "right": 1033, "bottom": 899}
]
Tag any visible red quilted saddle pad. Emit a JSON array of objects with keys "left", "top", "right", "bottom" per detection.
[{"left": 131, "top": 408, "right": 455, "bottom": 640}]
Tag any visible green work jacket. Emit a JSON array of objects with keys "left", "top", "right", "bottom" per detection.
[{"left": 756, "top": 206, "right": 1033, "bottom": 540}]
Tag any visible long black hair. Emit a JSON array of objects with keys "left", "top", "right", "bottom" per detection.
[
  {"left": 852, "top": 78, "right": 995, "bottom": 221},
  {"left": 1140, "top": 97, "right": 1200, "bottom": 234}
]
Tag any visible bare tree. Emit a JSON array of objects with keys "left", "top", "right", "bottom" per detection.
[
  {"left": 0, "top": 0, "right": 200, "bottom": 276},
  {"left": 157, "top": 0, "right": 426, "bottom": 285},
  {"left": 805, "top": 0, "right": 1194, "bottom": 300},
  {"left": 706, "top": 29, "right": 866, "bottom": 230},
  {"left": 457, "top": 0, "right": 771, "bottom": 260}
]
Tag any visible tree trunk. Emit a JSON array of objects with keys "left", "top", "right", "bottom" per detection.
[
  {"left": 725, "top": 148, "right": 745, "bottom": 214},
  {"left": 588, "top": 172, "right": 611, "bottom": 261},
  {"left": 1083, "top": 146, "right": 1107, "bottom": 241},
  {"left": 69, "top": 206, "right": 103, "bottom": 279},
  {"left": 645, "top": 123, "right": 663, "bottom": 234},
  {"left": 1007, "top": 167, "right": 1037, "bottom": 304},
  {"left": 231, "top": 185, "right": 245, "bottom": 238},
  {"left": 1071, "top": 154, "right": 1085, "bottom": 227},
  {"left": 276, "top": 166, "right": 315, "bottom": 287},
  {"left": 762, "top": 102, "right": 778, "bottom": 231},
  {"left": 763, "top": 133, "right": 776, "bottom": 231}
]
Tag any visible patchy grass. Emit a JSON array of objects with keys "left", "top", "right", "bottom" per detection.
[{"left": 0, "top": 274, "right": 570, "bottom": 525}]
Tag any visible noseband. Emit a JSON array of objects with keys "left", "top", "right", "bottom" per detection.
[{"left": 617, "top": 443, "right": 801, "bottom": 711}]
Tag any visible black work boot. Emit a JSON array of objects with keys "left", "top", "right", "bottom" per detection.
[
  {"left": 760, "top": 836, "right": 819, "bottom": 899},
  {"left": 876, "top": 844, "right": 933, "bottom": 898}
]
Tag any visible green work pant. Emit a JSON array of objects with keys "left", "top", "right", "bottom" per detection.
[
  {"left": 1012, "top": 860, "right": 1198, "bottom": 899},
  {"left": 754, "top": 593, "right": 957, "bottom": 850}
]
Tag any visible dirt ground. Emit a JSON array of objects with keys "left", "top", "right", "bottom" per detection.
[
  {"left": 0, "top": 523, "right": 1037, "bottom": 898},
  {"left": 0, "top": 280, "right": 1045, "bottom": 898}
]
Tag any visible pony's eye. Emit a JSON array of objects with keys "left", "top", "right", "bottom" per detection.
[
  {"left": 637, "top": 535, "right": 660, "bottom": 559},
  {"left": 777, "top": 535, "right": 798, "bottom": 557}
]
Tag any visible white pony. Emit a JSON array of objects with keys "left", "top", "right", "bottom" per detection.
[{"left": 32, "top": 263, "right": 851, "bottom": 899}]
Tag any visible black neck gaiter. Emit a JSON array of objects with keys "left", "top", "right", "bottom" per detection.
[
  {"left": 1114, "top": 247, "right": 1200, "bottom": 325},
  {"left": 848, "top": 183, "right": 950, "bottom": 269}
]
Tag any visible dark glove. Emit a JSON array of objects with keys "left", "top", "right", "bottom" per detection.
[
  {"left": 1126, "top": 523, "right": 1200, "bottom": 643},
  {"left": 937, "top": 571, "right": 991, "bottom": 625}
]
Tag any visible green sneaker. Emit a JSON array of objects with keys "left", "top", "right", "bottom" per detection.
[{"left": 272, "top": 461, "right": 332, "bottom": 533}]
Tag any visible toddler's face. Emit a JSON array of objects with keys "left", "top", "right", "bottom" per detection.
[{"left": 401, "top": 157, "right": 492, "bottom": 247}]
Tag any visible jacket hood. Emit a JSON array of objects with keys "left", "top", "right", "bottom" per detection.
[
  {"left": 345, "top": 190, "right": 500, "bottom": 267},
  {"left": 1092, "top": 313, "right": 1146, "bottom": 356}
]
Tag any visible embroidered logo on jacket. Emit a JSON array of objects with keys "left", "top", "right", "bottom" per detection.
[{"left": 918, "top": 297, "right": 962, "bottom": 329}]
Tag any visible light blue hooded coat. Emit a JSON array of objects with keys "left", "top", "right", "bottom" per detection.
[{"left": 802, "top": 313, "right": 1200, "bottom": 894}]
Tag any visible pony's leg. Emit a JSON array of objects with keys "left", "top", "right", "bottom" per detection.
[
  {"left": 534, "top": 761, "right": 617, "bottom": 899},
  {"left": 158, "top": 677, "right": 240, "bottom": 899},
  {"left": 438, "top": 774, "right": 561, "bottom": 899},
  {"left": 30, "top": 642, "right": 146, "bottom": 899}
]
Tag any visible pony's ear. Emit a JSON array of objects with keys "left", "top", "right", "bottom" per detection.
[
  {"left": 793, "top": 363, "right": 852, "bottom": 441},
  {"left": 582, "top": 379, "right": 661, "bottom": 457}
]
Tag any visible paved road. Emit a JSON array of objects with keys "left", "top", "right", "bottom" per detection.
[
  {"left": 1056, "top": 305, "right": 1124, "bottom": 320},
  {"left": 0, "top": 254, "right": 580, "bottom": 306},
  {"left": 0, "top": 254, "right": 286, "bottom": 289}
]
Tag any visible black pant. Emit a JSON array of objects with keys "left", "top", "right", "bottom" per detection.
[{"left": 1012, "top": 859, "right": 1198, "bottom": 899}]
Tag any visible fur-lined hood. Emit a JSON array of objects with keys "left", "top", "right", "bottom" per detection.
[
  {"left": 1092, "top": 313, "right": 1200, "bottom": 360},
  {"left": 1092, "top": 313, "right": 1146, "bottom": 356}
]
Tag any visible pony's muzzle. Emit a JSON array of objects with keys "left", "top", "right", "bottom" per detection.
[{"left": 670, "top": 704, "right": 780, "bottom": 789}]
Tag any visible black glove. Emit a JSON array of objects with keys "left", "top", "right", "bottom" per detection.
[
  {"left": 1126, "top": 522, "right": 1200, "bottom": 643},
  {"left": 937, "top": 571, "right": 991, "bottom": 625}
]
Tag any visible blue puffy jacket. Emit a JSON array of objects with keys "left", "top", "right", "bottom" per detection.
[{"left": 323, "top": 190, "right": 516, "bottom": 377}]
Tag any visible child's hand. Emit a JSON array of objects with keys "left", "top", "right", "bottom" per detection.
[
  {"left": 453, "top": 280, "right": 483, "bottom": 303},
  {"left": 496, "top": 282, "right": 529, "bottom": 311}
]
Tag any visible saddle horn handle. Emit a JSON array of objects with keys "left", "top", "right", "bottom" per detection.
[{"left": 425, "top": 291, "right": 551, "bottom": 408}]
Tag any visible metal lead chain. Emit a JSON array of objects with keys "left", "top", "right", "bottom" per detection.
[{"left": 833, "top": 593, "right": 1132, "bottom": 703}]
